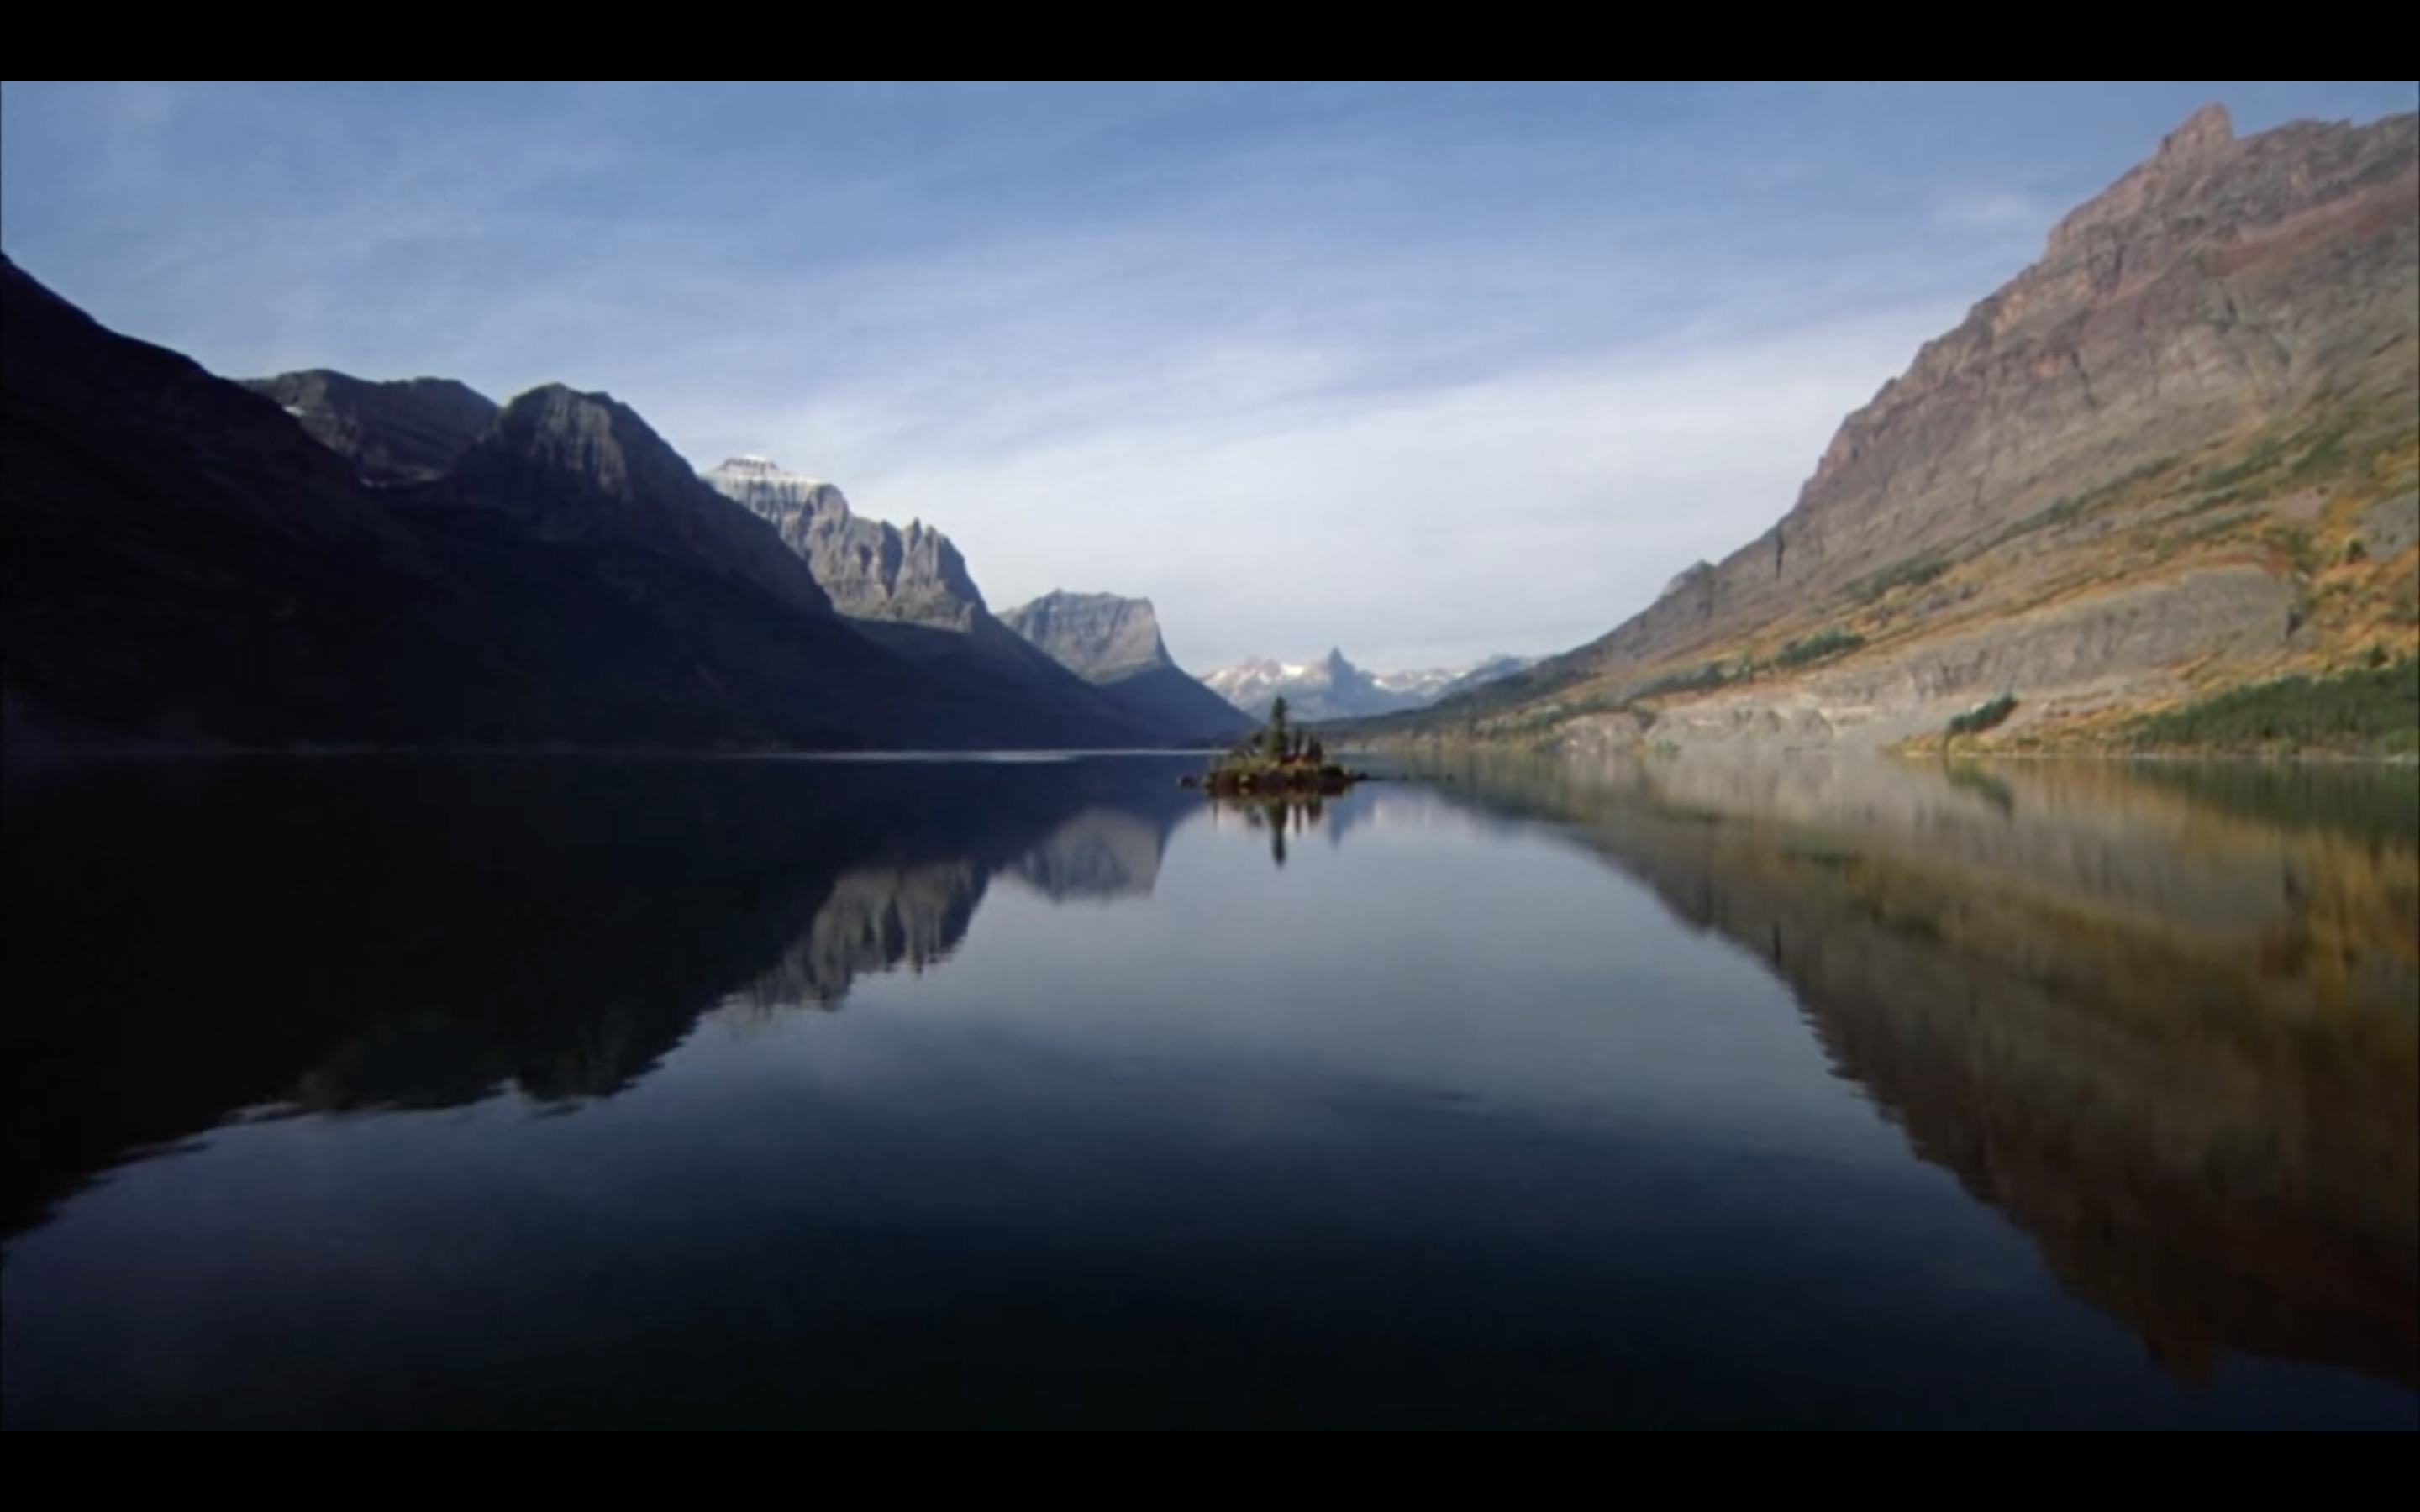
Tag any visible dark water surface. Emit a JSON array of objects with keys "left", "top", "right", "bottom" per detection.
[{"left": 3, "top": 752, "right": 2413, "bottom": 1429}]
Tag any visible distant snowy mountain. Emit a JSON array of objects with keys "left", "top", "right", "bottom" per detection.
[{"left": 1202, "top": 649, "right": 1536, "bottom": 721}]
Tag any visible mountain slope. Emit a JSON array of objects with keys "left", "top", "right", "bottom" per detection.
[
  {"left": 1, "top": 253, "right": 537, "bottom": 747},
  {"left": 999, "top": 590, "right": 1245, "bottom": 740},
  {"left": 0, "top": 260, "right": 1150, "bottom": 752},
  {"left": 431, "top": 394, "right": 838, "bottom": 618},
  {"left": 1376, "top": 105, "right": 2420, "bottom": 753},
  {"left": 239, "top": 370, "right": 497, "bottom": 485}
]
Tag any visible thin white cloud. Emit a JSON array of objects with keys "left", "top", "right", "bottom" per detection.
[{"left": 761, "top": 307, "right": 1952, "bottom": 672}]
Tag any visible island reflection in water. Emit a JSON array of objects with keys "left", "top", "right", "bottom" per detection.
[{"left": 2, "top": 752, "right": 2412, "bottom": 1427}]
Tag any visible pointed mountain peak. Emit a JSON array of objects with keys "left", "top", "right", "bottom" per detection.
[
  {"left": 474, "top": 385, "right": 730, "bottom": 517},
  {"left": 2158, "top": 102, "right": 2234, "bottom": 163},
  {"left": 2042, "top": 101, "right": 2265, "bottom": 262}
]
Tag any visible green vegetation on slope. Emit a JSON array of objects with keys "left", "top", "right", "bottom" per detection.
[
  {"left": 1948, "top": 694, "right": 2020, "bottom": 738},
  {"left": 2127, "top": 662, "right": 2420, "bottom": 753},
  {"left": 1849, "top": 554, "right": 1949, "bottom": 605},
  {"left": 1628, "top": 663, "right": 1732, "bottom": 700},
  {"left": 1775, "top": 627, "right": 1866, "bottom": 668}
]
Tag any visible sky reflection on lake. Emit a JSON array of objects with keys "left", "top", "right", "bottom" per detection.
[{"left": 3, "top": 753, "right": 2412, "bottom": 1428}]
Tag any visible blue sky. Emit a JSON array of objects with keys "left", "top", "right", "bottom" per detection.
[{"left": 5, "top": 81, "right": 2413, "bottom": 671}]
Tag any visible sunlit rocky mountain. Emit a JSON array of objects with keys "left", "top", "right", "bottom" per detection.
[
  {"left": 999, "top": 590, "right": 1244, "bottom": 741},
  {"left": 700, "top": 456, "right": 1171, "bottom": 745},
  {"left": 1366, "top": 105, "right": 2418, "bottom": 755}
]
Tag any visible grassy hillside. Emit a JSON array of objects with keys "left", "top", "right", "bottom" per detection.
[{"left": 1347, "top": 403, "right": 2418, "bottom": 757}]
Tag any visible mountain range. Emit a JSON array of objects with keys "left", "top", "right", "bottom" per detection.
[
  {"left": 1362, "top": 104, "right": 2418, "bottom": 754},
  {"left": 5, "top": 103, "right": 2410, "bottom": 759},
  {"left": 697, "top": 457, "right": 1221, "bottom": 743},
  {"left": 0, "top": 260, "right": 1232, "bottom": 754},
  {"left": 1202, "top": 649, "right": 1536, "bottom": 722}
]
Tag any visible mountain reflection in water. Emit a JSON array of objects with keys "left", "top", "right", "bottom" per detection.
[
  {"left": 2, "top": 755, "right": 1195, "bottom": 1233},
  {"left": 1415, "top": 752, "right": 2418, "bottom": 1391},
  {"left": 3, "top": 750, "right": 2412, "bottom": 1426}
]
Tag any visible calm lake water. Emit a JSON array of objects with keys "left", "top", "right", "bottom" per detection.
[{"left": 3, "top": 751, "right": 2413, "bottom": 1429}]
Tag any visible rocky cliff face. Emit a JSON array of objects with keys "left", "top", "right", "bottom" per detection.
[
  {"left": 1397, "top": 105, "right": 2420, "bottom": 749},
  {"left": 1002, "top": 590, "right": 1181, "bottom": 677},
  {"left": 434, "top": 393, "right": 834, "bottom": 620},
  {"left": 999, "top": 590, "right": 1245, "bottom": 739},
  {"left": 998, "top": 591, "right": 1172, "bottom": 680},
  {"left": 702, "top": 457, "right": 984, "bottom": 628},
  {"left": 239, "top": 370, "right": 497, "bottom": 486},
  {"left": 702, "top": 459, "right": 1224, "bottom": 743}
]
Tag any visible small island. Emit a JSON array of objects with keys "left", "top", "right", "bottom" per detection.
[{"left": 1182, "top": 698, "right": 1369, "bottom": 795}]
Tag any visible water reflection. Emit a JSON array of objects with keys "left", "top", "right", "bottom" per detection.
[
  {"left": 0, "top": 754, "right": 1197, "bottom": 1236},
  {"left": 1207, "top": 794, "right": 1343, "bottom": 868},
  {"left": 5, "top": 748, "right": 2413, "bottom": 1421},
  {"left": 1414, "top": 751, "right": 2420, "bottom": 1389}
]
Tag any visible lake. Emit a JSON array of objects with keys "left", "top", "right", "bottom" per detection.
[{"left": 3, "top": 751, "right": 2413, "bottom": 1428}]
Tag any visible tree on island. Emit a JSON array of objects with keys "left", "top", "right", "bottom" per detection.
[{"left": 1190, "top": 695, "right": 1363, "bottom": 795}]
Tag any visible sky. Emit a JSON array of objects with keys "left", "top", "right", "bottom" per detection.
[{"left": 4, "top": 81, "right": 2414, "bottom": 672}]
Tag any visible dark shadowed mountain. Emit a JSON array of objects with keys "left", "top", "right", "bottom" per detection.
[
  {"left": 0, "top": 259, "right": 1175, "bottom": 753},
  {"left": 2, "top": 253, "right": 534, "bottom": 748},
  {"left": 239, "top": 370, "right": 498, "bottom": 485},
  {"left": 0, "top": 753, "right": 1199, "bottom": 1238},
  {"left": 421, "top": 391, "right": 839, "bottom": 618}
]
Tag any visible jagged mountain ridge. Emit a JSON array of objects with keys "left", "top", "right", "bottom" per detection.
[
  {"left": 702, "top": 457, "right": 985, "bottom": 628},
  {"left": 239, "top": 370, "right": 497, "bottom": 485},
  {"left": 1, "top": 257, "right": 1156, "bottom": 751},
  {"left": 1381, "top": 104, "right": 2420, "bottom": 751},
  {"left": 430, "top": 391, "right": 838, "bottom": 618},
  {"left": 701, "top": 457, "right": 1178, "bottom": 745},
  {"left": 2, "top": 754, "right": 1198, "bottom": 1235}
]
